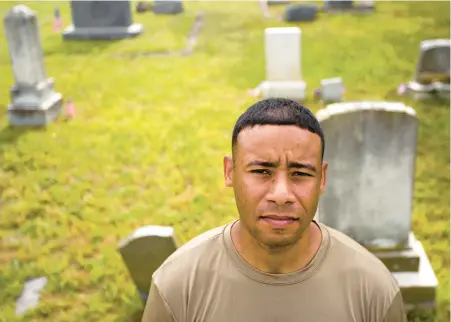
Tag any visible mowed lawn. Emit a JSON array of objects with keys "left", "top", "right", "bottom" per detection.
[{"left": 0, "top": 1, "right": 449, "bottom": 321}]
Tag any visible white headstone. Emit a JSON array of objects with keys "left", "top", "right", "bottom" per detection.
[
  {"left": 406, "top": 39, "right": 450, "bottom": 99},
  {"left": 265, "top": 27, "right": 302, "bottom": 81},
  {"left": 118, "top": 225, "right": 179, "bottom": 301},
  {"left": 320, "top": 77, "right": 344, "bottom": 102},
  {"left": 4, "top": 5, "right": 63, "bottom": 126},
  {"left": 316, "top": 101, "right": 418, "bottom": 249},
  {"left": 256, "top": 27, "right": 306, "bottom": 101}
]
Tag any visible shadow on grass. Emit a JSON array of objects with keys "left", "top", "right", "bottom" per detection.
[
  {"left": 129, "top": 308, "right": 144, "bottom": 322},
  {"left": 43, "top": 38, "right": 119, "bottom": 57}
]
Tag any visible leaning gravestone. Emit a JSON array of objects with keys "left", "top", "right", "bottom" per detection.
[
  {"left": 316, "top": 101, "right": 438, "bottom": 311},
  {"left": 283, "top": 3, "right": 318, "bottom": 22},
  {"left": 405, "top": 39, "right": 450, "bottom": 100},
  {"left": 118, "top": 225, "right": 179, "bottom": 302},
  {"left": 153, "top": 0, "right": 184, "bottom": 14},
  {"left": 255, "top": 27, "right": 307, "bottom": 101},
  {"left": 4, "top": 5, "right": 63, "bottom": 126},
  {"left": 63, "top": 0, "right": 143, "bottom": 40}
]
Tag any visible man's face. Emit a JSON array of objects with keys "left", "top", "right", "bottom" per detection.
[{"left": 224, "top": 125, "right": 328, "bottom": 250}]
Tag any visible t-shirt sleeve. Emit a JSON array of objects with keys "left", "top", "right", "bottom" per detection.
[
  {"left": 381, "top": 291, "right": 408, "bottom": 322},
  {"left": 141, "top": 280, "right": 176, "bottom": 322}
]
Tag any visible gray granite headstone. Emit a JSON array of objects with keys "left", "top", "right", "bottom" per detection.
[
  {"left": 406, "top": 39, "right": 450, "bottom": 99},
  {"left": 63, "top": 0, "right": 143, "bottom": 40},
  {"left": 4, "top": 5, "right": 63, "bottom": 126},
  {"left": 316, "top": 101, "right": 418, "bottom": 250},
  {"left": 324, "top": 0, "right": 354, "bottom": 9},
  {"left": 118, "top": 225, "right": 179, "bottom": 301},
  {"left": 153, "top": 0, "right": 184, "bottom": 15},
  {"left": 284, "top": 3, "right": 318, "bottom": 22}
]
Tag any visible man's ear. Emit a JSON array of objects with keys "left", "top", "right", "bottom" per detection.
[
  {"left": 223, "top": 155, "right": 233, "bottom": 187},
  {"left": 319, "top": 161, "right": 328, "bottom": 194}
]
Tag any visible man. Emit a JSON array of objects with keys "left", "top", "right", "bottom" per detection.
[{"left": 142, "top": 98, "right": 408, "bottom": 322}]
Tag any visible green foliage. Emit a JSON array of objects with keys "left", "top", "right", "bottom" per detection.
[{"left": 0, "top": 1, "right": 449, "bottom": 321}]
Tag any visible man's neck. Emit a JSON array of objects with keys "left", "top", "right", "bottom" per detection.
[{"left": 231, "top": 220, "right": 322, "bottom": 274}]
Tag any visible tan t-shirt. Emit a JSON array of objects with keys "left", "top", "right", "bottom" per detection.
[{"left": 142, "top": 220, "right": 407, "bottom": 322}]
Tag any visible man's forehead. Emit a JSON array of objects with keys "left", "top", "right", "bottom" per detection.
[{"left": 235, "top": 125, "right": 322, "bottom": 161}]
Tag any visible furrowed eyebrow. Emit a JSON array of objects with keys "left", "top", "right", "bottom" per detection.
[{"left": 246, "top": 160, "right": 317, "bottom": 172}]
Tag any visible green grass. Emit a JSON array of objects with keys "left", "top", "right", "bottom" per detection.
[{"left": 0, "top": 1, "right": 449, "bottom": 321}]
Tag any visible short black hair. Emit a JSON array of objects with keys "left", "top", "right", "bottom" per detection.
[{"left": 231, "top": 98, "right": 325, "bottom": 160}]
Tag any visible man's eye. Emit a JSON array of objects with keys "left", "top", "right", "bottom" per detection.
[
  {"left": 251, "top": 169, "right": 270, "bottom": 175},
  {"left": 293, "top": 172, "right": 311, "bottom": 177}
]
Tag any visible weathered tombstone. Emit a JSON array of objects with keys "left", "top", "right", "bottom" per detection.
[
  {"left": 63, "top": 0, "right": 143, "bottom": 40},
  {"left": 320, "top": 77, "right": 344, "bottom": 102},
  {"left": 153, "top": 0, "right": 184, "bottom": 14},
  {"left": 405, "top": 39, "right": 450, "bottom": 100},
  {"left": 4, "top": 5, "right": 63, "bottom": 126},
  {"left": 255, "top": 27, "right": 307, "bottom": 101},
  {"left": 118, "top": 225, "right": 179, "bottom": 301},
  {"left": 284, "top": 3, "right": 318, "bottom": 22},
  {"left": 316, "top": 101, "right": 438, "bottom": 311}
]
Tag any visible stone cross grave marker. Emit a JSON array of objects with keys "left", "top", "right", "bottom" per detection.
[
  {"left": 406, "top": 39, "right": 450, "bottom": 100},
  {"left": 63, "top": 0, "right": 143, "bottom": 40},
  {"left": 316, "top": 101, "right": 438, "bottom": 310},
  {"left": 4, "top": 5, "right": 63, "bottom": 126},
  {"left": 256, "top": 27, "right": 307, "bottom": 101},
  {"left": 118, "top": 225, "right": 179, "bottom": 302}
]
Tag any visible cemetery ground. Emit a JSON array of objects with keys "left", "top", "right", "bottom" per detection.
[{"left": 0, "top": 1, "right": 449, "bottom": 321}]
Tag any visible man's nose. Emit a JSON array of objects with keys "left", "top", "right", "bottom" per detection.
[{"left": 267, "top": 174, "right": 296, "bottom": 206}]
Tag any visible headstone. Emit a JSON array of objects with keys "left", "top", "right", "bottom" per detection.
[
  {"left": 153, "top": 0, "right": 184, "bottom": 14},
  {"left": 284, "top": 3, "right": 318, "bottom": 22},
  {"left": 324, "top": 0, "right": 354, "bottom": 9},
  {"left": 316, "top": 101, "right": 438, "bottom": 310},
  {"left": 4, "top": 5, "right": 63, "bottom": 126},
  {"left": 63, "top": 0, "right": 143, "bottom": 40},
  {"left": 118, "top": 225, "right": 179, "bottom": 302},
  {"left": 320, "top": 77, "right": 344, "bottom": 102},
  {"left": 405, "top": 39, "right": 450, "bottom": 100},
  {"left": 255, "top": 27, "right": 307, "bottom": 101}
]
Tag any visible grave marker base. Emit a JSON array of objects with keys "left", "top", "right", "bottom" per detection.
[
  {"left": 7, "top": 78, "right": 63, "bottom": 126},
  {"left": 63, "top": 24, "right": 143, "bottom": 40},
  {"left": 371, "top": 232, "right": 420, "bottom": 272},
  {"left": 405, "top": 81, "right": 450, "bottom": 100},
  {"left": 258, "top": 80, "right": 306, "bottom": 101},
  {"left": 390, "top": 233, "right": 438, "bottom": 312}
]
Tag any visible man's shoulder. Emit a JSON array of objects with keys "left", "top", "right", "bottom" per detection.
[
  {"left": 321, "top": 223, "right": 399, "bottom": 290},
  {"left": 152, "top": 222, "right": 229, "bottom": 283}
]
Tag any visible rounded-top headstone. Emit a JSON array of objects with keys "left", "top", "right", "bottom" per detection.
[
  {"left": 118, "top": 225, "right": 179, "bottom": 301},
  {"left": 316, "top": 101, "right": 418, "bottom": 250},
  {"left": 284, "top": 3, "right": 318, "bottom": 22}
]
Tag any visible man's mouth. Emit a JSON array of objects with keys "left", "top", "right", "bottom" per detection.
[{"left": 259, "top": 215, "right": 299, "bottom": 228}]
